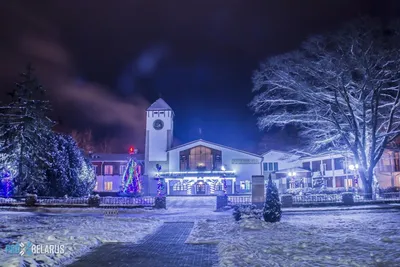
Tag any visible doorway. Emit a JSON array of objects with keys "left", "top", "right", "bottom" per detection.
[{"left": 196, "top": 182, "right": 206, "bottom": 194}]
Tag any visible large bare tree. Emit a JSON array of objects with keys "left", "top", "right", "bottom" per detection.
[{"left": 250, "top": 18, "right": 400, "bottom": 196}]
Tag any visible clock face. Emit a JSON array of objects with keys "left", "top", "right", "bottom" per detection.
[{"left": 153, "top": 119, "right": 164, "bottom": 130}]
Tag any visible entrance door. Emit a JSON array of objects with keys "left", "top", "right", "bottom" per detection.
[{"left": 196, "top": 182, "right": 206, "bottom": 194}]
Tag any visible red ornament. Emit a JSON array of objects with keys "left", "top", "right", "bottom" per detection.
[{"left": 129, "top": 146, "right": 134, "bottom": 154}]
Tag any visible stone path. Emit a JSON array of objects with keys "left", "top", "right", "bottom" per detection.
[{"left": 68, "top": 222, "right": 218, "bottom": 267}]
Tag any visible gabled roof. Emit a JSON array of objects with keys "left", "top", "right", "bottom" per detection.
[
  {"left": 147, "top": 98, "right": 173, "bottom": 111},
  {"left": 167, "top": 139, "right": 262, "bottom": 158},
  {"left": 90, "top": 153, "right": 145, "bottom": 161},
  {"left": 261, "top": 149, "right": 297, "bottom": 157}
]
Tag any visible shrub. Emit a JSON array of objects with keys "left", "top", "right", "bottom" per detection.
[
  {"left": 381, "top": 186, "right": 400, "bottom": 193},
  {"left": 154, "top": 196, "right": 166, "bottom": 209},
  {"left": 342, "top": 192, "right": 354, "bottom": 205},
  {"left": 25, "top": 194, "right": 37, "bottom": 206},
  {"left": 232, "top": 204, "right": 262, "bottom": 221},
  {"left": 263, "top": 174, "right": 281, "bottom": 223},
  {"left": 280, "top": 194, "right": 293, "bottom": 207},
  {"left": 88, "top": 194, "right": 100, "bottom": 207}
]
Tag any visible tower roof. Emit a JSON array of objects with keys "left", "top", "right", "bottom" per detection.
[{"left": 147, "top": 98, "right": 173, "bottom": 111}]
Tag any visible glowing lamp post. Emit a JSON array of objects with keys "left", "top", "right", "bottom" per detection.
[
  {"left": 348, "top": 164, "right": 359, "bottom": 190},
  {"left": 288, "top": 171, "right": 296, "bottom": 189}
]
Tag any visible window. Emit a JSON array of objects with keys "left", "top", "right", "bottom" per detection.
[
  {"left": 311, "top": 161, "right": 320, "bottom": 172},
  {"left": 240, "top": 180, "right": 251, "bottom": 191},
  {"left": 93, "top": 165, "right": 97, "bottom": 175},
  {"left": 188, "top": 146, "right": 213, "bottom": 170},
  {"left": 323, "top": 159, "right": 332, "bottom": 171},
  {"left": 264, "top": 162, "right": 279, "bottom": 171},
  {"left": 104, "top": 165, "right": 113, "bottom": 175},
  {"left": 94, "top": 182, "right": 98, "bottom": 191},
  {"left": 104, "top": 182, "right": 113, "bottom": 191},
  {"left": 173, "top": 182, "right": 187, "bottom": 191},
  {"left": 215, "top": 181, "right": 223, "bottom": 191},
  {"left": 334, "top": 158, "right": 344, "bottom": 170},
  {"left": 302, "top": 162, "right": 311, "bottom": 171},
  {"left": 120, "top": 165, "right": 126, "bottom": 175}
]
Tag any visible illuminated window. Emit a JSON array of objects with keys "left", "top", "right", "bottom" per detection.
[
  {"left": 189, "top": 146, "right": 213, "bottom": 170},
  {"left": 120, "top": 165, "right": 126, "bottom": 175},
  {"left": 104, "top": 182, "right": 113, "bottom": 191},
  {"left": 173, "top": 182, "right": 187, "bottom": 191},
  {"left": 240, "top": 180, "right": 251, "bottom": 191},
  {"left": 94, "top": 182, "right": 98, "bottom": 191},
  {"left": 104, "top": 165, "right": 113, "bottom": 175},
  {"left": 345, "top": 178, "right": 353, "bottom": 188}
]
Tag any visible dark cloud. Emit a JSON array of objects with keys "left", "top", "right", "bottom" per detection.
[{"left": 1, "top": 0, "right": 398, "bottom": 152}]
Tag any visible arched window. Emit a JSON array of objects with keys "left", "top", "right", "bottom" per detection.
[{"left": 189, "top": 146, "right": 213, "bottom": 170}]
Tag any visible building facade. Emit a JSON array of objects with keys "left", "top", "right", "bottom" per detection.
[
  {"left": 91, "top": 98, "right": 397, "bottom": 195},
  {"left": 144, "top": 98, "right": 263, "bottom": 195},
  {"left": 91, "top": 153, "right": 144, "bottom": 194}
]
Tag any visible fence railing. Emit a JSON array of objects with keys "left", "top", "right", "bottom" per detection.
[
  {"left": 0, "top": 198, "right": 18, "bottom": 204},
  {"left": 36, "top": 197, "right": 89, "bottom": 205},
  {"left": 228, "top": 196, "right": 251, "bottom": 205},
  {"left": 292, "top": 194, "right": 343, "bottom": 203},
  {"left": 100, "top": 197, "right": 154, "bottom": 206},
  {"left": 0, "top": 196, "right": 156, "bottom": 206}
]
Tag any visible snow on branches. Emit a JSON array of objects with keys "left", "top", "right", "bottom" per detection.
[{"left": 250, "top": 18, "right": 400, "bottom": 195}]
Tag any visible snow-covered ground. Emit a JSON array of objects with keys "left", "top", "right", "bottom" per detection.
[
  {"left": 187, "top": 209, "right": 400, "bottom": 266},
  {"left": 0, "top": 213, "right": 162, "bottom": 267}
]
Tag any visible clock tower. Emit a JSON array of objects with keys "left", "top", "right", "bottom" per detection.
[{"left": 145, "top": 98, "right": 174, "bottom": 175}]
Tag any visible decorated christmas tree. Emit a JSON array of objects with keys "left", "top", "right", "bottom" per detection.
[
  {"left": 120, "top": 149, "right": 142, "bottom": 195},
  {"left": 0, "top": 168, "right": 13, "bottom": 198},
  {"left": 263, "top": 173, "right": 282, "bottom": 223}
]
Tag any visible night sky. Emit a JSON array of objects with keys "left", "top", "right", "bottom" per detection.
[{"left": 1, "top": 0, "right": 398, "bottom": 153}]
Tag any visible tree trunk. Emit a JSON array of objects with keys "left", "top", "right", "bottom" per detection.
[{"left": 359, "top": 168, "right": 374, "bottom": 200}]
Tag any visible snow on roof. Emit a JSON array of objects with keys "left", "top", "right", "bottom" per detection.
[
  {"left": 90, "top": 153, "right": 144, "bottom": 162},
  {"left": 168, "top": 139, "right": 262, "bottom": 158},
  {"left": 275, "top": 167, "right": 310, "bottom": 173},
  {"left": 147, "top": 98, "right": 173, "bottom": 111}
]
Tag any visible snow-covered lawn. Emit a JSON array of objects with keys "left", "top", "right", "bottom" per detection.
[
  {"left": 187, "top": 210, "right": 400, "bottom": 266},
  {"left": 0, "top": 213, "right": 162, "bottom": 267}
]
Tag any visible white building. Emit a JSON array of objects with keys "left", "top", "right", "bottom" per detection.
[
  {"left": 91, "top": 98, "right": 396, "bottom": 195},
  {"left": 144, "top": 98, "right": 263, "bottom": 195}
]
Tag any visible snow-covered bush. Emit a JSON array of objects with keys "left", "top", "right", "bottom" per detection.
[
  {"left": 263, "top": 174, "right": 281, "bottom": 223},
  {"left": 341, "top": 192, "right": 354, "bottom": 205},
  {"left": 280, "top": 194, "right": 293, "bottom": 207},
  {"left": 88, "top": 194, "right": 100, "bottom": 207},
  {"left": 25, "top": 194, "right": 37, "bottom": 206},
  {"left": 232, "top": 204, "right": 262, "bottom": 221},
  {"left": 154, "top": 196, "right": 166, "bottom": 209}
]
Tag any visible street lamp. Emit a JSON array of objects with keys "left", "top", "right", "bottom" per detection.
[
  {"left": 288, "top": 171, "right": 296, "bottom": 189},
  {"left": 348, "top": 164, "right": 359, "bottom": 191}
]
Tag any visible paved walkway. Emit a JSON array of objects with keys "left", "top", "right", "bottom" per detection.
[
  {"left": 167, "top": 196, "right": 216, "bottom": 209},
  {"left": 68, "top": 222, "right": 218, "bottom": 267}
]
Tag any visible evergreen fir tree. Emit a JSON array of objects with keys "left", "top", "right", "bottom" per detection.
[
  {"left": 46, "top": 134, "right": 96, "bottom": 197},
  {"left": 0, "top": 64, "right": 55, "bottom": 195},
  {"left": 263, "top": 173, "right": 282, "bottom": 223}
]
